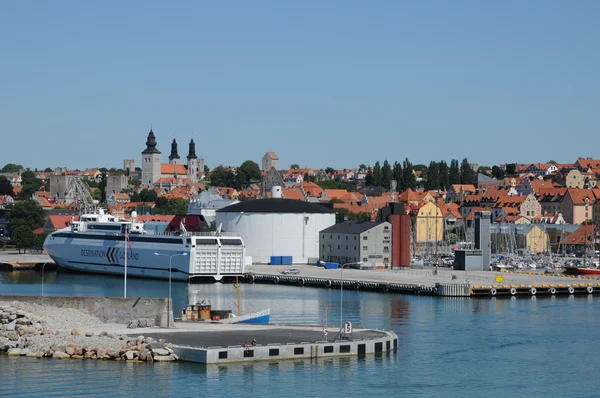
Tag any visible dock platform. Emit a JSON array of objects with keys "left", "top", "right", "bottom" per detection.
[{"left": 110, "top": 322, "right": 397, "bottom": 364}]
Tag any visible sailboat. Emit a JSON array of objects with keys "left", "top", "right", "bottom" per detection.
[{"left": 564, "top": 226, "right": 599, "bottom": 275}]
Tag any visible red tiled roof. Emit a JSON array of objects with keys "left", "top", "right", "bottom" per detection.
[
  {"left": 565, "top": 225, "right": 595, "bottom": 245},
  {"left": 160, "top": 164, "right": 188, "bottom": 175}
]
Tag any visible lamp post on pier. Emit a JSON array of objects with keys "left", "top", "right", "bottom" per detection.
[
  {"left": 154, "top": 252, "right": 188, "bottom": 328},
  {"left": 339, "top": 261, "right": 362, "bottom": 338}
]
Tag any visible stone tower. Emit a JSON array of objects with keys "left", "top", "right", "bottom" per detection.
[
  {"left": 169, "top": 139, "right": 180, "bottom": 165},
  {"left": 187, "top": 139, "right": 198, "bottom": 183},
  {"left": 123, "top": 159, "right": 135, "bottom": 176},
  {"left": 141, "top": 129, "right": 161, "bottom": 186}
]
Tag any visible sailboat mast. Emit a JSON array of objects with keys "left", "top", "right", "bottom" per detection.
[{"left": 236, "top": 276, "right": 241, "bottom": 316}]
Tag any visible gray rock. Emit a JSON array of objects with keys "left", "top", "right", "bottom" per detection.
[
  {"left": 96, "top": 348, "right": 107, "bottom": 358},
  {"left": 52, "top": 351, "right": 71, "bottom": 359},
  {"left": 71, "top": 329, "right": 79, "bottom": 336},
  {"left": 136, "top": 335, "right": 145, "bottom": 344},
  {"left": 17, "top": 326, "right": 36, "bottom": 336},
  {"left": 4, "top": 321, "right": 16, "bottom": 331},
  {"left": 7, "top": 348, "right": 22, "bottom": 356},
  {"left": 0, "top": 319, "right": 8, "bottom": 325},
  {"left": 107, "top": 349, "right": 120, "bottom": 359},
  {"left": 65, "top": 345, "right": 76, "bottom": 356},
  {"left": 123, "top": 350, "right": 138, "bottom": 360},
  {"left": 152, "top": 348, "right": 170, "bottom": 356},
  {"left": 20, "top": 348, "right": 31, "bottom": 356},
  {"left": 16, "top": 310, "right": 27, "bottom": 317},
  {"left": 153, "top": 354, "right": 175, "bottom": 361},
  {"left": 99, "top": 331, "right": 108, "bottom": 337},
  {"left": 85, "top": 331, "right": 94, "bottom": 337},
  {"left": 16, "top": 318, "right": 32, "bottom": 325},
  {"left": 8, "top": 314, "right": 17, "bottom": 321},
  {"left": 0, "top": 312, "right": 10, "bottom": 319}
]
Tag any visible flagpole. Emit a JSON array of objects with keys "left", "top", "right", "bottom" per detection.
[{"left": 124, "top": 225, "right": 128, "bottom": 298}]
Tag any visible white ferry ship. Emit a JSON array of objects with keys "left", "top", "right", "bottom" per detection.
[{"left": 43, "top": 210, "right": 245, "bottom": 281}]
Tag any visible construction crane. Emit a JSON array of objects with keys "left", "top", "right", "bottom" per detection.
[{"left": 65, "top": 177, "right": 96, "bottom": 215}]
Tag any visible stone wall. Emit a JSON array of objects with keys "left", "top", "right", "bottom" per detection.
[{"left": 0, "top": 295, "right": 172, "bottom": 328}]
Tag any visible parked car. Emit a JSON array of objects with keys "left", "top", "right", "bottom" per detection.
[{"left": 281, "top": 268, "right": 300, "bottom": 275}]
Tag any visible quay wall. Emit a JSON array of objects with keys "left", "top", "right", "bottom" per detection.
[
  {"left": 0, "top": 294, "right": 173, "bottom": 328},
  {"left": 173, "top": 331, "right": 398, "bottom": 364}
]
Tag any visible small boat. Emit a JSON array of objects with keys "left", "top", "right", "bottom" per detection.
[
  {"left": 563, "top": 266, "right": 600, "bottom": 275},
  {"left": 218, "top": 308, "right": 271, "bottom": 325}
]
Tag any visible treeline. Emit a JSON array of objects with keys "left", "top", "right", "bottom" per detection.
[{"left": 365, "top": 158, "right": 476, "bottom": 191}]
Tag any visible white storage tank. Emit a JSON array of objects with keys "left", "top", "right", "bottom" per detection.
[{"left": 216, "top": 198, "right": 335, "bottom": 264}]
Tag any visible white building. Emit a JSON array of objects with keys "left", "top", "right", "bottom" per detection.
[{"left": 216, "top": 188, "right": 335, "bottom": 264}]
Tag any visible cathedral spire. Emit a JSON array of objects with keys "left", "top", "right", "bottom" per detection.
[
  {"left": 142, "top": 128, "right": 161, "bottom": 154},
  {"left": 169, "top": 138, "right": 180, "bottom": 161},
  {"left": 187, "top": 139, "right": 197, "bottom": 159}
]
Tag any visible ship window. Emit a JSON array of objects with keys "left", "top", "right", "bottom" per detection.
[{"left": 219, "top": 239, "right": 243, "bottom": 246}]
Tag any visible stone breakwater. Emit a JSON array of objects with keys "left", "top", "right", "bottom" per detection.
[{"left": 0, "top": 301, "right": 178, "bottom": 362}]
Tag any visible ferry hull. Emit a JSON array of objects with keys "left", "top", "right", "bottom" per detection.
[{"left": 44, "top": 229, "right": 245, "bottom": 282}]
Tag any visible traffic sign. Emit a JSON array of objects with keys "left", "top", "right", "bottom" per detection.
[{"left": 344, "top": 322, "right": 352, "bottom": 334}]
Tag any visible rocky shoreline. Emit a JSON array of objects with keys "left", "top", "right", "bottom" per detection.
[{"left": 0, "top": 301, "right": 178, "bottom": 362}]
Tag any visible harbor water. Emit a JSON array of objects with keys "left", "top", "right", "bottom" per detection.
[{"left": 1, "top": 270, "right": 599, "bottom": 397}]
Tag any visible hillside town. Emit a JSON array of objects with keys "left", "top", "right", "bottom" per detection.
[{"left": 1, "top": 129, "right": 599, "bottom": 264}]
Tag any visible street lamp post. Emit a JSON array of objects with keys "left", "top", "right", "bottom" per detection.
[
  {"left": 339, "top": 261, "right": 362, "bottom": 338},
  {"left": 154, "top": 252, "right": 188, "bottom": 328},
  {"left": 41, "top": 261, "right": 48, "bottom": 296}
]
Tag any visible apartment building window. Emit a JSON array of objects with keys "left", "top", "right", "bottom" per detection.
[
  {"left": 354, "top": 246, "right": 357, "bottom": 250},
  {"left": 330, "top": 235, "right": 332, "bottom": 239},
  {"left": 322, "top": 244, "right": 324, "bottom": 249},
  {"left": 338, "top": 245, "right": 340, "bottom": 249},
  {"left": 338, "top": 235, "right": 340, "bottom": 240},
  {"left": 346, "top": 236, "right": 348, "bottom": 240},
  {"left": 363, "top": 236, "right": 368, "bottom": 240},
  {"left": 322, "top": 235, "right": 325, "bottom": 240},
  {"left": 363, "top": 246, "right": 368, "bottom": 250},
  {"left": 354, "top": 236, "right": 357, "bottom": 240},
  {"left": 363, "top": 258, "right": 368, "bottom": 262},
  {"left": 384, "top": 226, "right": 389, "bottom": 230},
  {"left": 346, "top": 246, "right": 348, "bottom": 250}
]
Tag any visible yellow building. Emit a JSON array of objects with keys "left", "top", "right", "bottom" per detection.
[
  {"left": 523, "top": 225, "right": 548, "bottom": 253},
  {"left": 415, "top": 202, "right": 443, "bottom": 243}
]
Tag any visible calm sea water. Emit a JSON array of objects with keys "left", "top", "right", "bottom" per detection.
[{"left": 1, "top": 270, "right": 599, "bottom": 398}]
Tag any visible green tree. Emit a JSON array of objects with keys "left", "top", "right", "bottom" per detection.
[
  {"left": 0, "top": 175, "right": 14, "bottom": 197},
  {"left": 129, "top": 178, "right": 141, "bottom": 187},
  {"left": 235, "top": 160, "right": 261, "bottom": 190},
  {"left": 204, "top": 165, "right": 210, "bottom": 174},
  {"left": 130, "top": 192, "right": 141, "bottom": 202},
  {"left": 506, "top": 163, "right": 517, "bottom": 176},
  {"left": 365, "top": 169, "right": 374, "bottom": 186},
  {"left": 18, "top": 170, "right": 43, "bottom": 199},
  {"left": 491, "top": 165, "right": 506, "bottom": 180},
  {"left": 210, "top": 166, "right": 236, "bottom": 188},
  {"left": 449, "top": 159, "right": 460, "bottom": 185},
  {"left": 86, "top": 180, "right": 99, "bottom": 188},
  {"left": 98, "top": 171, "right": 108, "bottom": 203},
  {"left": 91, "top": 189, "right": 102, "bottom": 201},
  {"left": 460, "top": 158, "right": 474, "bottom": 184},
  {"left": 290, "top": 164, "right": 300, "bottom": 169},
  {"left": 438, "top": 160, "right": 449, "bottom": 191},
  {"left": 425, "top": 161, "right": 440, "bottom": 191},
  {"left": 381, "top": 160, "right": 392, "bottom": 189},
  {"left": 7, "top": 199, "right": 46, "bottom": 230},
  {"left": 325, "top": 167, "right": 336, "bottom": 175},
  {"left": 392, "top": 161, "right": 403, "bottom": 191},
  {"left": 44, "top": 167, "right": 53, "bottom": 172},
  {"left": 359, "top": 164, "right": 367, "bottom": 171},
  {"left": 402, "top": 159, "right": 417, "bottom": 190},
  {"left": 153, "top": 198, "right": 188, "bottom": 215},
  {"left": 413, "top": 164, "right": 428, "bottom": 172},
  {"left": 1, "top": 164, "right": 23, "bottom": 173},
  {"left": 372, "top": 161, "right": 382, "bottom": 186},
  {"left": 10, "top": 225, "right": 36, "bottom": 253},
  {"left": 139, "top": 188, "right": 158, "bottom": 202}
]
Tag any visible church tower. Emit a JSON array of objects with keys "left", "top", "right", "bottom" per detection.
[
  {"left": 187, "top": 139, "right": 198, "bottom": 183},
  {"left": 141, "top": 128, "right": 161, "bottom": 186},
  {"left": 168, "top": 139, "right": 180, "bottom": 165}
]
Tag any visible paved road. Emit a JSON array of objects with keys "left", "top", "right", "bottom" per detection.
[
  {"left": 143, "top": 328, "right": 385, "bottom": 348},
  {"left": 246, "top": 264, "right": 586, "bottom": 287}
]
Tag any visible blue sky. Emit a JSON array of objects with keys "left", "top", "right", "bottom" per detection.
[{"left": 1, "top": 1, "right": 599, "bottom": 171}]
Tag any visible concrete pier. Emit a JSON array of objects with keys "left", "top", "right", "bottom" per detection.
[{"left": 99, "top": 322, "right": 398, "bottom": 364}]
